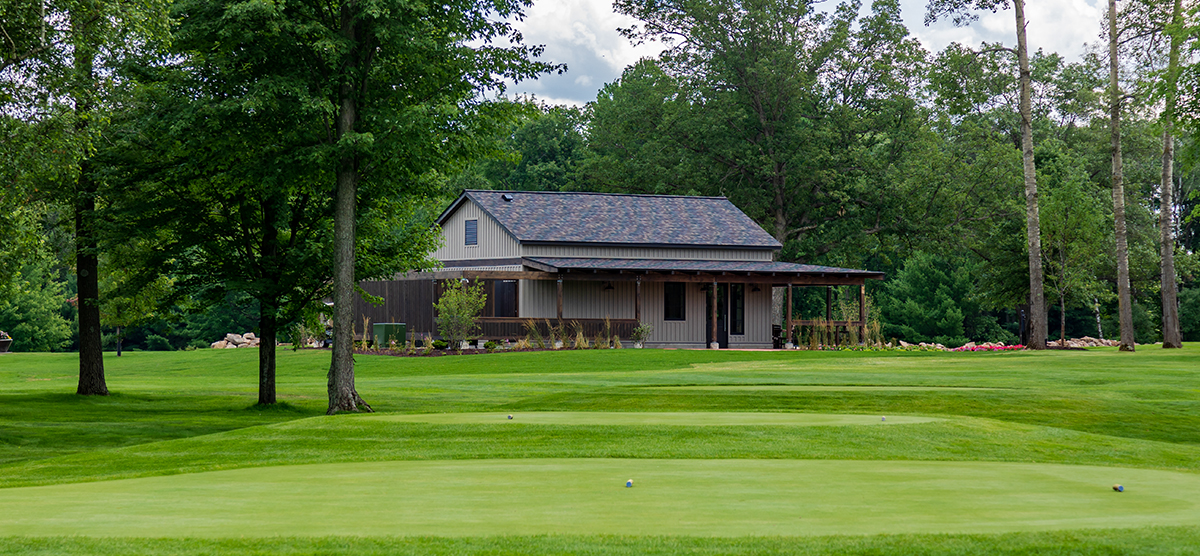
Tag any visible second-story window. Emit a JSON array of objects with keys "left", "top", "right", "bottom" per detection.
[{"left": 465, "top": 219, "right": 478, "bottom": 246}]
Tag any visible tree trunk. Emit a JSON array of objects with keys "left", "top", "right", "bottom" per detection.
[
  {"left": 1160, "top": 0, "right": 1184, "bottom": 349},
  {"left": 1110, "top": 0, "right": 1135, "bottom": 352},
  {"left": 1060, "top": 296, "right": 1067, "bottom": 347},
  {"left": 259, "top": 300, "right": 277, "bottom": 405},
  {"left": 116, "top": 326, "right": 122, "bottom": 357},
  {"left": 72, "top": 6, "right": 107, "bottom": 396},
  {"left": 327, "top": 4, "right": 371, "bottom": 414},
  {"left": 1015, "top": 0, "right": 1046, "bottom": 350},
  {"left": 258, "top": 199, "right": 280, "bottom": 405}
]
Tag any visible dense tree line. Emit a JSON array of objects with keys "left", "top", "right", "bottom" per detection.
[
  {"left": 449, "top": 0, "right": 1200, "bottom": 347},
  {"left": 3, "top": 0, "right": 1199, "bottom": 404}
]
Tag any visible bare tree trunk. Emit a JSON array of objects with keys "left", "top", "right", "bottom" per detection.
[
  {"left": 72, "top": 6, "right": 107, "bottom": 396},
  {"left": 1110, "top": 0, "right": 1135, "bottom": 352},
  {"left": 327, "top": 3, "right": 371, "bottom": 414},
  {"left": 1160, "top": 0, "right": 1184, "bottom": 349},
  {"left": 1015, "top": 0, "right": 1046, "bottom": 350},
  {"left": 259, "top": 302, "right": 277, "bottom": 405}
]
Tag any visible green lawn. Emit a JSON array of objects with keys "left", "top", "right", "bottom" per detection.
[{"left": 1, "top": 347, "right": 1199, "bottom": 554}]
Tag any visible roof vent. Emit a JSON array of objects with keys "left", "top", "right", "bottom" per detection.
[{"left": 501, "top": 194, "right": 514, "bottom": 202}]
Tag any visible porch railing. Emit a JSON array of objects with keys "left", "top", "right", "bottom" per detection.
[{"left": 476, "top": 317, "right": 638, "bottom": 341}]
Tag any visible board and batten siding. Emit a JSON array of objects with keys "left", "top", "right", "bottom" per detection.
[
  {"left": 522, "top": 245, "right": 772, "bottom": 261},
  {"left": 519, "top": 280, "right": 635, "bottom": 320},
  {"left": 432, "top": 201, "right": 520, "bottom": 261},
  {"left": 730, "top": 286, "right": 773, "bottom": 348},
  {"left": 519, "top": 279, "right": 772, "bottom": 347}
]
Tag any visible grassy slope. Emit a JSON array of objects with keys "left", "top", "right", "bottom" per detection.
[{"left": 2, "top": 347, "right": 1200, "bottom": 553}]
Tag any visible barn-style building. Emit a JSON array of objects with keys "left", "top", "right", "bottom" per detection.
[{"left": 354, "top": 190, "right": 883, "bottom": 348}]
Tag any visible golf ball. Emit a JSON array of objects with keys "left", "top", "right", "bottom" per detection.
[
  {"left": 1113, "top": 484, "right": 1124, "bottom": 492},
  {"left": 626, "top": 479, "right": 633, "bottom": 488}
]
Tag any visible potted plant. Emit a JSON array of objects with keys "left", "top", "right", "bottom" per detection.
[
  {"left": 0, "top": 330, "right": 12, "bottom": 353},
  {"left": 631, "top": 322, "right": 653, "bottom": 349}
]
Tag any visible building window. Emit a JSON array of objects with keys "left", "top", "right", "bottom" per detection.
[
  {"left": 731, "top": 284, "right": 745, "bottom": 335},
  {"left": 664, "top": 282, "right": 685, "bottom": 321},
  {"left": 465, "top": 219, "right": 478, "bottom": 246}
]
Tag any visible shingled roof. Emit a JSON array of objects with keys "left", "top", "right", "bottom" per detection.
[{"left": 439, "top": 190, "right": 782, "bottom": 250}]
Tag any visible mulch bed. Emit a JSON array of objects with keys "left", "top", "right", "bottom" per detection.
[{"left": 300, "top": 346, "right": 599, "bottom": 357}]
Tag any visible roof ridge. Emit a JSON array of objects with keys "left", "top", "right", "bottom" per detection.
[{"left": 464, "top": 189, "right": 729, "bottom": 201}]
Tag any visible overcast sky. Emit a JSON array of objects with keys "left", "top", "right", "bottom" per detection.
[{"left": 504, "top": 0, "right": 1108, "bottom": 106}]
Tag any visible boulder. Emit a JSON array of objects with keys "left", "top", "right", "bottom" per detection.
[
  {"left": 211, "top": 340, "right": 228, "bottom": 349},
  {"left": 224, "top": 343, "right": 239, "bottom": 349},
  {"left": 243, "top": 332, "right": 256, "bottom": 341},
  {"left": 226, "top": 333, "right": 246, "bottom": 345}
]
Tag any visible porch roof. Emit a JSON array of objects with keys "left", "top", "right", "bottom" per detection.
[
  {"left": 401, "top": 257, "right": 883, "bottom": 286},
  {"left": 523, "top": 257, "right": 884, "bottom": 279}
]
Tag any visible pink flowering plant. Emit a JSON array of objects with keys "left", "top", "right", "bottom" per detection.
[{"left": 0, "top": 330, "right": 10, "bottom": 340}]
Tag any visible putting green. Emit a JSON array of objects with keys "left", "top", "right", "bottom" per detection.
[
  {"left": 651, "top": 385, "right": 1004, "bottom": 391},
  {"left": 366, "top": 411, "right": 939, "bottom": 426},
  {"left": 2, "top": 459, "right": 1197, "bottom": 537}
]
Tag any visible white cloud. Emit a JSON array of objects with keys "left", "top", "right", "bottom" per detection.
[
  {"left": 902, "top": 0, "right": 1106, "bottom": 58},
  {"left": 506, "top": 0, "right": 1106, "bottom": 106}
]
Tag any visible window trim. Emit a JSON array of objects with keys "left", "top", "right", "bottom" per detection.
[{"left": 465, "top": 219, "right": 478, "bottom": 246}]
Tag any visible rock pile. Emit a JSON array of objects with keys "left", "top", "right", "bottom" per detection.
[
  {"left": 1052, "top": 336, "right": 1120, "bottom": 348},
  {"left": 210, "top": 333, "right": 261, "bottom": 349}
]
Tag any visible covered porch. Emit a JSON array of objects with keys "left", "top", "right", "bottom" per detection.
[{"left": 363, "top": 257, "right": 883, "bottom": 348}]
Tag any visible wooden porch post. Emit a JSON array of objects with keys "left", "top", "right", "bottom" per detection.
[
  {"left": 710, "top": 281, "right": 718, "bottom": 349},
  {"left": 859, "top": 284, "right": 867, "bottom": 344},
  {"left": 826, "top": 286, "right": 835, "bottom": 346},
  {"left": 825, "top": 286, "right": 832, "bottom": 320},
  {"left": 786, "top": 284, "right": 793, "bottom": 347},
  {"left": 556, "top": 277, "right": 563, "bottom": 322},
  {"left": 635, "top": 276, "right": 642, "bottom": 323}
]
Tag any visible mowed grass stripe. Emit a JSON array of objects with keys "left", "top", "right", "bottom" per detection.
[
  {"left": 367, "top": 411, "right": 938, "bottom": 426},
  {"left": 3, "top": 459, "right": 1197, "bottom": 537},
  {"left": 4, "top": 527, "right": 1200, "bottom": 556},
  {"left": 7, "top": 417, "right": 1200, "bottom": 490}
]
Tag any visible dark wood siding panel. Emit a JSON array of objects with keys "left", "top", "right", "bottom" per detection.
[{"left": 353, "top": 280, "right": 438, "bottom": 340}]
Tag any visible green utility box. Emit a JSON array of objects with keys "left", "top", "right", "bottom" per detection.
[{"left": 372, "top": 323, "right": 406, "bottom": 348}]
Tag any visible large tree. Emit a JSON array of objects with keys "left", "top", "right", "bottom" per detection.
[
  {"left": 106, "top": 0, "right": 448, "bottom": 405},
  {"left": 1, "top": 0, "right": 168, "bottom": 393},
  {"left": 319, "top": 0, "right": 557, "bottom": 414},
  {"left": 1123, "top": 0, "right": 1196, "bottom": 348},
  {"left": 925, "top": 0, "right": 1047, "bottom": 349},
  {"left": 1107, "top": 0, "right": 1136, "bottom": 351}
]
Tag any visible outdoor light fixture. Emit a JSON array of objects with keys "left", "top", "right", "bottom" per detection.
[
  {"left": 602, "top": 282, "right": 615, "bottom": 291},
  {"left": 751, "top": 285, "right": 761, "bottom": 292}
]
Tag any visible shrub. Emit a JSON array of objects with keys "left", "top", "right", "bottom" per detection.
[
  {"left": 145, "top": 334, "right": 173, "bottom": 351},
  {"left": 631, "top": 322, "right": 653, "bottom": 344},
  {"left": 434, "top": 280, "right": 487, "bottom": 352},
  {"left": 1181, "top": 287, "right": 1200, "bottom": 341},
  {"left": 432, "top": 340, "right": 449, "bottom": 350}
]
